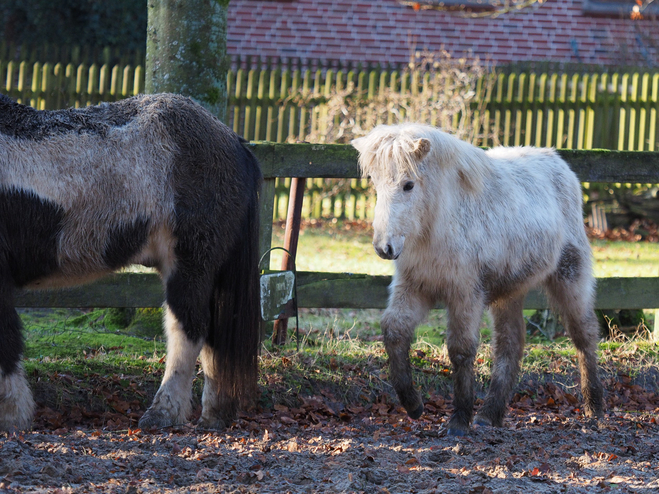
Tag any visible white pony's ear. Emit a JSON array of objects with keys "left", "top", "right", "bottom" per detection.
[
  {"left": 412, "top": 138, "right": 431, "bottom": 161},
  {"left": 351, "top": 137, "right": 366, "bottom": 154}
]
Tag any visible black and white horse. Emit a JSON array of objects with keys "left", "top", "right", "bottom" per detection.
[
  {"left": 353, "top": 123, "right": 603, "bottom": 436},
  {"left": 0, "top": 93, "right": 262, "bottom": 431}
]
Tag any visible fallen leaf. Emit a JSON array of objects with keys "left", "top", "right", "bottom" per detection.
[{"left": 280, "top": 416, "right": 297, "bottom": 425}]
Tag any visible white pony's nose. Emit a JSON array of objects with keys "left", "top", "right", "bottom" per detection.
[
  {"left": 374, "top": 242, "right": 395, "bottom": 260},
  {"left": 373, "top": 236, "right": 405, "bottom": 260}
]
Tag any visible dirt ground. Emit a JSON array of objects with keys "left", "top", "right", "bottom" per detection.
[{"left": 1, "top": 397, "right": 658, "bottom": 494}]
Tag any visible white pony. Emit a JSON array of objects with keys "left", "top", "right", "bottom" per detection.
[{"left": 352, "top": 123, "right": 603, "bottom": 436}]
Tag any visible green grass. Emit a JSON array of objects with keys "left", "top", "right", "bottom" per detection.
[
  {"left": 591, "top": 239, "right": 659, "bottom": 277},
  {"left": 270, "top": 221, "right": 394, "bottom": 276},
  {"left": 21, "top": 308, "right": 166, "bottom": 383}
]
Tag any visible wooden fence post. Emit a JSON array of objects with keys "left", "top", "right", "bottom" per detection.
[{"left": 272, "top": 177, "right": 306, "bottom": 346}]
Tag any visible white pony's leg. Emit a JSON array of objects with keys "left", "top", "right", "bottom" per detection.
[
  {"left": 474, "top": 294, "right": 526, "bottom": 427},
  {"left": 139, "top": 305, "right": 203, "bottom": 429},
  {"left": 544, "top": 246, "right": 603, "bottom": 418},
  {"left": 445, "top": 293, "right": 486, "bottom": 436},
  {"left": 0, "top": 363, "right": 35, "bottom": 432},
  {"left": 381, "top": 284, "right": 433, "bottom": 419}
]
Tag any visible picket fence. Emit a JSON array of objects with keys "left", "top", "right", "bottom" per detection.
[{"left": 2, "top": 57, "right": 658, "bottom": 219}]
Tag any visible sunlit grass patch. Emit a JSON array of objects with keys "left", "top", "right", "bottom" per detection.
[
  {"left": 591, "top": 239, "right": 659, "bottom": 277},
  {"left": 21, "top": 308, "right": 165, "bottom": 361},
  {"left": 270, "top": 221, "right": 394, "bottom": 276}
]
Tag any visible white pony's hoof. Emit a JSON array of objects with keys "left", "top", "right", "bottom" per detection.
[
  {"left": 473, "top": 414, "right": 493, "bottom": 427},
  {"left": 446, "top": 426, "right": 470, "bottom": 437},
  {"left": 407, "top": 403, "right": 424, "bottom": 420}
]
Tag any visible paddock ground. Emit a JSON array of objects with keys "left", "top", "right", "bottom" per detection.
[{"left": 1, "top": 400, "right": 657, "bottom": 493}]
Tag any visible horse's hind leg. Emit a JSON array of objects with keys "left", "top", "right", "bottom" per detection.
[
  {"left": 474, "top": 294, "right": 526, "bottom": 428},
  {"left": 198, "top": 345, "right": 222, "bottom": 428},
  {"left": 0, "top": 286, "right": 35, "bottom": 432},
  {"left": 138, "top": 301, "right": 205, "bottom": 429},
  {"left": 198, "top": 343, "right": 239, "bottom": 429},
  {"left": 544, "top": 246, "right": 604, "bottom": 418}
]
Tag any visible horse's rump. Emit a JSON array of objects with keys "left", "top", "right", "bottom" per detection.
[
  {"left": 0, "top": 94, "right": 260, "bottom": 284},
  {"left": 0, "top": 93, "right": 263, "bottom": 430}
]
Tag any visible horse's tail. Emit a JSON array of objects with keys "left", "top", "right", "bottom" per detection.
[{"left": 209, "top": 143, "right": 262, "bottom": 416}]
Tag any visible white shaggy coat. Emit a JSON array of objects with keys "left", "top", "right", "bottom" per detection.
[{"left": 353, "top": 123, "right": 603, "bottom": 435}]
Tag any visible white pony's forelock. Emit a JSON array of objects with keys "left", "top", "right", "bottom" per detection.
[
  {"left": 353, "top": 124, "right": 491, "bottom": 192},
  {"left": 353, "top": 125, "right": 424, "bottom": 180}
]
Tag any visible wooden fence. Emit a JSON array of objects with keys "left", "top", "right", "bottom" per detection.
[
  {"left": 3, "top": 59, "right": 659, "bottom": 220},
  {"left": 3, "top": 60, "right": 656, "bottom": 150},
  {"left": 1, "top": 60, "right": 145, "bottom": 109},
  {"left": 15, "top": 146, "right": 659, "bottom": 312},
  {"left": 0, "top": 42, "right": 144, "bottom": 70},
  {"left": 227, "top": 69, "right": 659, "bottom": 151}
]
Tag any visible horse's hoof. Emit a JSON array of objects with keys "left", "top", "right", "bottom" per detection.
[
  {"left": 407, "top": 403, "right": 424, "bottom": 420},
  {"left": 446, "top": 417, "right": 470, "bottom": 436},
  {"left": 139, "top": 409, "right": 177, "bottom": 430},
  {"left": 584, "top": 406, "right": 604, "bottom": 419},
  {"left": 197, "top": 416, "right": 227, "bottom": 430},
  {"left": 473, "top": 414, "right": 493, "bottom": 427},
  {"left": 446, "top": 427, "right": 469, "bottom": 437}
]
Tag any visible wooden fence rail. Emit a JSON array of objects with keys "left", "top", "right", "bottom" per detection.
[
  {"left": 15, "top": 272, "right": 659, "bottom": 311},
  {"left": 16, "top": 145, "right": 659, "bottom": 312}
]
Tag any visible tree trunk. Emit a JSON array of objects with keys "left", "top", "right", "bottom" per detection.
[{"left": 146, "top": 0, "right": 230, "bottom": 122}]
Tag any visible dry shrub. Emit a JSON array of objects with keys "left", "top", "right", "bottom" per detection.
[
  {"left": 290, "top": 50, "right": 495, "bottom": 145},
  {"left": 285, "top": 51, "right": 495, "bottom": 215}
]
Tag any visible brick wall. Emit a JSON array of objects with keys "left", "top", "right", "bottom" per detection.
[{"left": 227, "top": 0, "right": 659, "bottom": 67}]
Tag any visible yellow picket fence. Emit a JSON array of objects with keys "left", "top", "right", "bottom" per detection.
[{"left": 3, "top": 58, "right": 658, "bottom": 219}]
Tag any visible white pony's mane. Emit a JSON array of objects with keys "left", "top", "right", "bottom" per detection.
[{"left": 353, "top": 123, "right": 491, "bottom": 192}]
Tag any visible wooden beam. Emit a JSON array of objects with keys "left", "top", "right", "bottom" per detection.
[
  {"left": 16, "top": 273, "right": 165, "bottom": 308},
  {"left": 249, "top": 143, "right": 659, "bottom": 183},
  {"left": 295, "top": 273, "right": 659, "bottom": 310},
  {"left": 16, "top": 272, "right": 659, "bottom": 311},
  {"left": 258, "top": 177, "right": 277, "bottom": 269},
  {"left": 559, "top": 150, "right": 659, "bottom": 183},
  {"left": 249, "top": 143, "right": 360, "bottom": 178}
]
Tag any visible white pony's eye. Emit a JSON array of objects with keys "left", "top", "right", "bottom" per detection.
[{"left": 403, "top": 181, "right": 414, "bottom": 192}]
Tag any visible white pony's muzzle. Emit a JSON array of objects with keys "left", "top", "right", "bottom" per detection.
[{"left": 373, "top": 234, "right": 405, "bottom": 260}]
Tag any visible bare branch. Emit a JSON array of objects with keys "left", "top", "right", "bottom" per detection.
[
  {"left": 398, "top": 0, "right": 656, "bottom": 19},
  {"left": 397, "top": 0, "right": 547, "bottom": 18}
]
